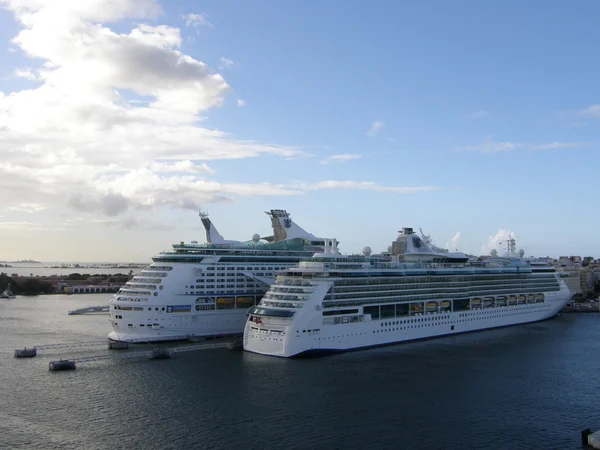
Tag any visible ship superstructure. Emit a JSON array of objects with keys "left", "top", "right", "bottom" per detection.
[
  {"left": 108, "top": 210, "right": 332, "bottom": 342},
  {"left": 243, "top": 227, "right": 572, "bottom": 357}
]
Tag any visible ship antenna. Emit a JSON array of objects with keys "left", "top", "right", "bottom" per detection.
[{"left": 499, "top": 234, "right": 516, "bottom": 257}]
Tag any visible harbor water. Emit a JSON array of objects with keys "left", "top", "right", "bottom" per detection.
[{"left": 1, "top": 294, "right": 600, "bottom": 449}]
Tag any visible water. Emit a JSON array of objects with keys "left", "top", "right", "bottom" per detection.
[
  {"left": 1, "top": 294, "right": 599, "bottom": 450},
  {"left": 1, "top": 264, "right": 145, "bottom": 277}
]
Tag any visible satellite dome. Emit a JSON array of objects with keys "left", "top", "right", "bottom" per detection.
[
  {"left": 518, "top": 249, "right": 525, "bottom": 258},
  {"left": 362, "top": 246, "right": 372, "bottom": 256},
  {"left": 490, "top": 249, "right": 498, "bottom": 257},
  {"left": 252, "top": 233, "right": 260, "bottom": 242}
]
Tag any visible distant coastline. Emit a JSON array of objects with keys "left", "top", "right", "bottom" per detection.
[{"left": 0, "top": 259, "right": 41, "bottom": 264}]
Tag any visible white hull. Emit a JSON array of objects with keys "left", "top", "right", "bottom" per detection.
[
  {"left": 109, "top": 308, "right": 249, "bottom": 342},
  {"left": 244, "top": 288, "right": 571, "bottom": 357},
  {"left": 108, "top": 208, "right": 328, "bottom": 343}
]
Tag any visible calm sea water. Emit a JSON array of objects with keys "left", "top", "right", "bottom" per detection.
[
  {"left": 1, "top": 294, "right": 599, "bottom": 450},
  {"left": 1, "top": 264, "right": 145, "bottom": 277}
]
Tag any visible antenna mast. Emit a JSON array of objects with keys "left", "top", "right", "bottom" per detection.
[{"left": 499, "top": 235, "right": 516, "bottom": 257}]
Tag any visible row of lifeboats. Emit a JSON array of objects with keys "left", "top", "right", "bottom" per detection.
[
  {"left": 411, "top": 301, "right": 452, "bottom": 313},
  {"left": 471, "top": 293, "right": 544, "bottom": 307},
  {"left": 409, "top": 294, "right": 545, "bottom": 313},
  {"left": 196, "top": 296, "right": 255, "bottom": 306}
]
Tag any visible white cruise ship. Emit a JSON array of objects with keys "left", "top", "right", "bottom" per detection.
[
  {"left": 243, "top": 227, "right": 572, "bottom": 357},
  {"left": 108, "top": 209, "right": 332, "bottom": 342}
]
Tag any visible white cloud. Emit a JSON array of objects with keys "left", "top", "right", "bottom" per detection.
[
  {"left": 469, "top": 110, "right": 489, "bottom": 119},
  {"left": 366, "top": 121, "right": 384, "bottom": 137},
  {"left": 531, "top": 142, "right": 588, "bottom": 150},
  {"left": 182, "top": 13, "right": 213, "bottom": 28},
  {"left": 0, "top": 0, "right": 306, "bottom": 216},
  {"left": 450, "top": 232, "right": 461, "bottom": 251},
  {"left": 580, "top": 105, "right": 600, "bottom": 118},
  {"left": 14, "top": 68, "right": 37, "bottom": 80},
  {"left": 8, "top": 203, "right": 47, "bottom": 213},
  {"left": 319, "top": 154, "right": 362, "bottom": 164},
  {"left": 219, "top": 57, "right": 234, "bottom": 70},
  {"left": 0, "top": 221, "right": 40, "bottom": 229},
  {"left": 237, "top": 98, "right": 245, "bottom": 107},
  {"left": 148, "top": 160, "right": 215, "bottom": 174},
  {"left": 457, "top": 139, "right": 522, "bottom": 153},
  {"left": 480, "top": 229, "right": 515, "bottom": 256},
  {"left": 93, "top": 217, "right": 175, "bottom": 231},
  {"left": 454, "top": 138, "right": 587, "bottom": 153},
  {"left": 294, "top": 180, "right": 439, "bottom": 194},
  {"left": 0, "top": 1, "right": 444, "bottom": 228}
]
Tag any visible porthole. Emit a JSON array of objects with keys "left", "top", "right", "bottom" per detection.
[
  {"left": 154, "top": 292, "right": 158, "bottom": 296},
  {"left": 159, "top": 286, "right": 164, "bottom": 290}
]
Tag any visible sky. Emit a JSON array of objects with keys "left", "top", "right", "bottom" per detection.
[{"left": 0, "top": 0, "right": 599, "bottom": 262}]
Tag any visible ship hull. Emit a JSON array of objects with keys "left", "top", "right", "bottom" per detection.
[
  {"left": 244, "top": 288, "right": 571, "bottom": 358},
  {"left": 108, "top": 309, "right": 249, "bottom": 342}
]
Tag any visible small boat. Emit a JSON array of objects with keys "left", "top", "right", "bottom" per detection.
[
  {"left": 0, "top": 283, "right": 16, "bottom": 299},
  {"left": 149, "top": 349, "right": 171, "bottom": 360},
  {"left": 14, "top": 348, "right": 37, "bottom": 358}
]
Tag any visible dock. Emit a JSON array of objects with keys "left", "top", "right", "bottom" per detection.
[
  {"left": 13, "top": 336, "right": 243, "bottom": 371},
  {"left": 68, "top": 305, "right": 109, "bottom": 315}
]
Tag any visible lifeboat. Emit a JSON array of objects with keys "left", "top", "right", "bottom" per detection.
[
  {"left": 535, "top": 293, "right": 545, "bottom": 303},
  {"left": 471, "top": 298, "right": 482, "bottom": 305},
  {"left": 496, "top": 296, "right": 507, "bottom": 306},
  {"left": 527, "top": 294, "right": 535, "bottom": 303},
  {"left": 236, "top": 296, "right": 254, "bottom": 307},
  {"left": 410, "top": 303, "right": 423, "bottom": 313},
  {"left": 508, "top": 295, "right": 517, "bottom": 305},
  {"left": 216, "top": 297, "right": 234, "bottom": 304},
  {"left": 426, "top": 302, "right": 438, "bottom": 311},
  {"left": 483, "top": 297, "right": 494, "bottom": 307},
  {"left": 440, "top": 301, "right": 451, "bottom": 309}
]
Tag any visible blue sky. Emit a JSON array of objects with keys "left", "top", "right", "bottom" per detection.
[{"left": 0, "top": 0, "right": 598, "bottom": 261}]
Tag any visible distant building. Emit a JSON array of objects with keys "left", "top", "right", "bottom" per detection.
[{"left": 558, "top": 267, "right": 592, "bottom": 298}]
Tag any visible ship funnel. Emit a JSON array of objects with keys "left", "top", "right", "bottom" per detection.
[
  {"left": 199, "top": 210, "right": 226, "bottom": 244},
  {"left": 265, "top": 209, "right": 319, "bottom": 242},
  {"left": 323, "top": 238, "right": 340, "bottom": 254},
  {"left": 392, "top": 227, "right": 434, "bottom": 256}
]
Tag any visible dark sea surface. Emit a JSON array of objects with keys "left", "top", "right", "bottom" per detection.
[{"left": 1, "top": 294, "right": 599, "bottom": 450}]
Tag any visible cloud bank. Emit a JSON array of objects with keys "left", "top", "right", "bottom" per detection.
[{"left": 0, "top": 0, "right": 439, "bottom": 224}]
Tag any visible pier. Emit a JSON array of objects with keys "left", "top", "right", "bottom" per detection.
[
  {"left": 67, "top": 305, "right": 109, "bottom": 315},
  {"left": 13, "top": 336, "right": 243, "bottom": 371}
]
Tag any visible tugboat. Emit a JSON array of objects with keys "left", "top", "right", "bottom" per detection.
[{"left": 0, "top": 283, "right": 16, "bottom": 299}]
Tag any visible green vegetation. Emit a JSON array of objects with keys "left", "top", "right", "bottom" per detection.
[
  {"left": 18, "top": 278, "right": 54, "bottom": 295},
  {"left": 1, "top": 273, "right": 53, "bottom": 295},
  {"left": 1, "top": 271, "right": 131, "bottom": 296},
  {"left": 0, "top": 273, "right": 15, "bottom": 293}
]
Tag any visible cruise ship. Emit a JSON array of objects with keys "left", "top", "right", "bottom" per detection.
[
  {"left": 243, "top": 227, "right": 572, "bottom": 357},
  {"left": 108, "top": 210, "right": 332, "bottom": 342}
]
